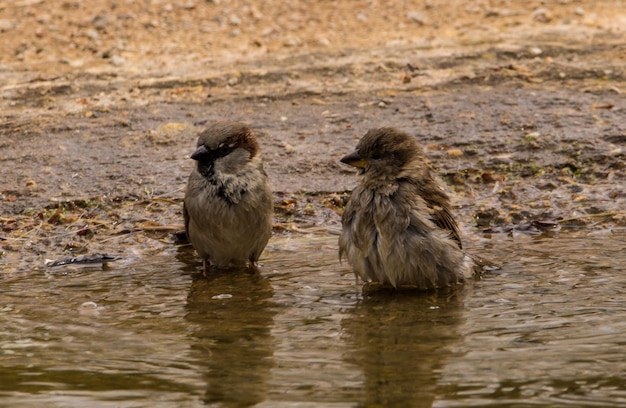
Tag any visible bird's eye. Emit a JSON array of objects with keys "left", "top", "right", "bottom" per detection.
[{"left": 372, "top": 152, "right": 382, "bottom": 160}]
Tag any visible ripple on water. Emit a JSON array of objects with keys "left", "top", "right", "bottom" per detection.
[{"left": 0, "top": 231, "right": 625, "bottom": 406}]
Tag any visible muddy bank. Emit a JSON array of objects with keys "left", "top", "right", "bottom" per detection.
[{"left": 2, "top": 82, "right": 624, "bottom": 273}]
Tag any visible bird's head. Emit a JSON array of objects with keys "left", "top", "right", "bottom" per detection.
[
  {"left": 191, "top": 122, "right": 260, "bottom": 177},
  {"left": 341, "top": 127, "right": 426, "bottom": 180}
]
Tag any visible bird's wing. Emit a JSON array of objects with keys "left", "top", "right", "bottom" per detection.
[
  {"left": 407, "top": 178, "right": 463, "bottom": 249},
  {"left": 425, "top": 199, "right": 463, "bottom": 249},
  {"left": 403, "top": 176, "right": 463, "bottom": 249}
]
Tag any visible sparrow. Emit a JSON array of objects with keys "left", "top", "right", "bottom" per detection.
[
  {"left": 339, "top": 127, "right": 477, "bottom": 290},
  {"left": 184, "top": 122, "right": 273, "bottom": 273}
]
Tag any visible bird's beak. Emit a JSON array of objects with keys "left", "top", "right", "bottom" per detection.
[
  {"left": 190, "top": 145, "right": 209, "bottom": 160},
  {"left": 340, "top": 151, "right": 368, "bottom": 168}
]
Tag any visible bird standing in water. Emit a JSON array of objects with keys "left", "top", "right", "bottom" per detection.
[
  {"left": 339, "top": 127, "right": 477, "bottom": 290},
  {"left": 184, "top": 122, "right": 273, "bottom": 274}
]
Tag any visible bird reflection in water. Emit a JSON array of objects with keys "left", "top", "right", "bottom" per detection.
[
  {"left": 184, "top": 266, "right": 276, "bottom": 406},
  {"left": 342, "top": 288, "right": 466, "bottom": 407}
]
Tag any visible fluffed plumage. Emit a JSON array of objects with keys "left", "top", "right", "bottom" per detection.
[{"left": 339, "top": 127, "right": 476, "bottom": 290}]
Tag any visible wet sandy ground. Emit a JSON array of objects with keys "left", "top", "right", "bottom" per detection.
[{"left": 1, "top": 1, "right": 625, "bottom": 272}]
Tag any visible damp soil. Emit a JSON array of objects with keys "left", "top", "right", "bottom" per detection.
[{"left": 1, "top": 0, "right": 625, "bottom": 272}]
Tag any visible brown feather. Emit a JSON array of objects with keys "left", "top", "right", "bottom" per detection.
[{"left": 422, "top": 189, "right": 463, "bottom": 249}]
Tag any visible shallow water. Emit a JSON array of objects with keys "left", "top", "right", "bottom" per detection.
[{"left": 1, "top": 230, "right": 626, "bottom": 407}]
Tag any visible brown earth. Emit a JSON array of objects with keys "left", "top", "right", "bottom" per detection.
[{"left": 1, "top": 0, "right": 625, "bottom": 273}]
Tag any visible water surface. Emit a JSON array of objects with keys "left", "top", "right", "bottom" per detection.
[{"left": 1, "top": 231, "right": 625, "bottom": 407}]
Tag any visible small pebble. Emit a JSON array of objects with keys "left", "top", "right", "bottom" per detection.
[
  {"left": 92, "top": 14, "right": 108, "bottom": 30},
  {"left": 212, "top": 294, "right": 232, "bottom": 299},
  {"left": 86, "top": 29, "right": 99, "bottom": 40},
  {"left": 0, "top": 19, "right": 14, "bottom": 32},
  {"left": 526, "top": 131, "right": 540, "bottom": 139},
  {"left": 284, "top": 144, "right": 296, "bottom": 154},
  {"left": 81, "top": 301, "right": 98, "bottom": 309},
  {"left": 228, "top": 14, "right": 241, "bottom": 26},
  {"left": 79, "top": 301, "right": 101, "bottom": 316},
  {"left": 283, "top": 36, "right": 301, "bottom": 47},
  {"left": 407, "top": 11, "right": 427, "bottom": 25},
  {"left": 110, "top": 55, "right": 125, "bottom": 66},
  {"left": 532, "top": 8, "right": 552, "bottom": 23}
]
